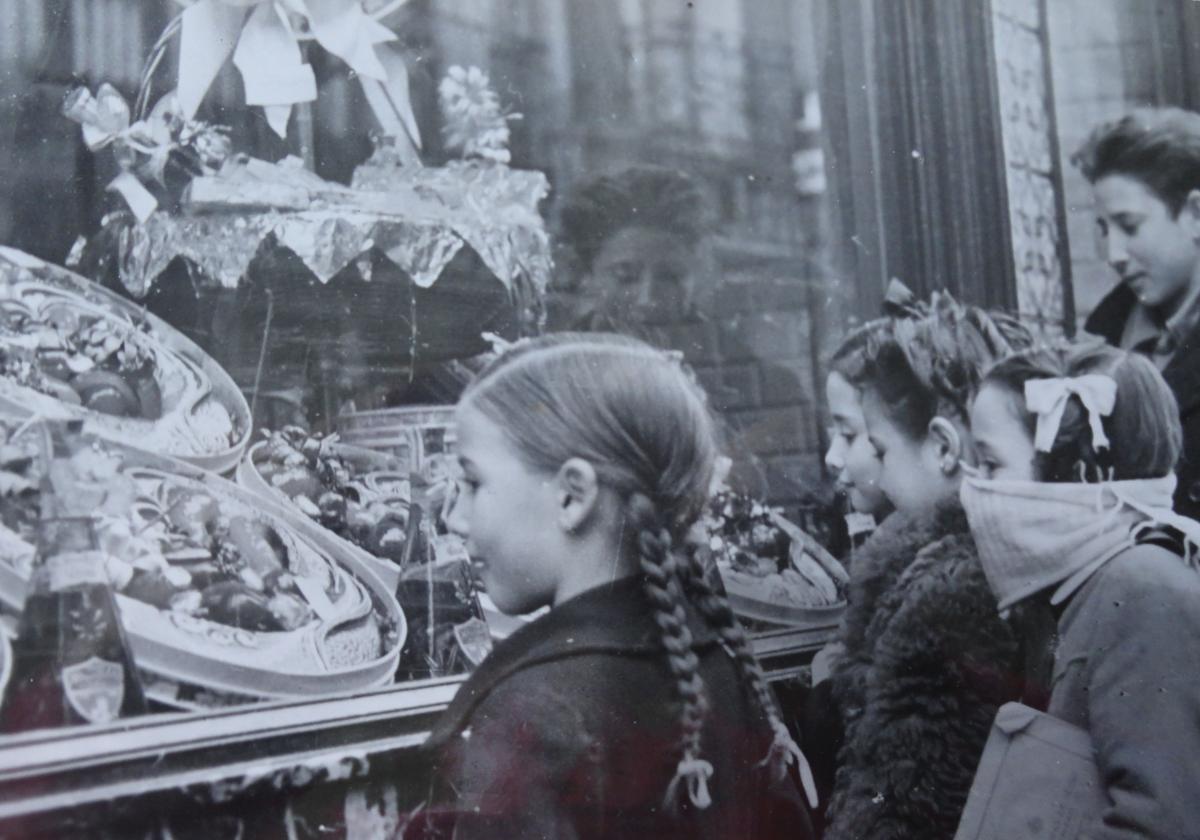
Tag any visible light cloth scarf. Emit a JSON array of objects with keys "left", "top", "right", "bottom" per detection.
[{"left": 960, "top": 473, "right": 1200, "bottom": 612}]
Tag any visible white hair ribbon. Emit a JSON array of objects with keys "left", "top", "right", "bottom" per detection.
[{"left": 1024, "top": 374, "right": 1117, "bottom": 453}]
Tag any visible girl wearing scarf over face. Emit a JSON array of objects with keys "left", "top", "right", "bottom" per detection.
[
  {"left": 822, "top": 290, "right": 1033, "bottom": 840},
  {"left": 962, "top": 343, "right": 1200, "bottom": 839}
]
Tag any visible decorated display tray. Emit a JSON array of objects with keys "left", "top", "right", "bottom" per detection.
[
  {"left": 238, "top": 430, "right": 412, "bottom": 575},
  {"left": 0, "top": 247, "right": 251, "bottom": 474},
  {"left": 0, "top": 418, "right": 405, "bottom": 705},
  {"left": 704, "top": 492, "right": 849, "bottom": 628},
  {"left": 238, "top": 426, "right": 504, "bottom": 680}
]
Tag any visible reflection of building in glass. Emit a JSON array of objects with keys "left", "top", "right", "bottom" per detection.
[{"left": 3, "top": 0, "right": 1198, "bottom": 516}]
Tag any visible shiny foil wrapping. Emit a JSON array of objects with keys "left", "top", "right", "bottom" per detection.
[{"left": 116, "top": 155, "right": 552, "bottom": 303}]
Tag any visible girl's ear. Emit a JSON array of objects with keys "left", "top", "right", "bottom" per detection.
[
  {"left": 555, "top": 457, "right": 601, "bottom": 533},
  {"left": 1183, "top": 189, "right": 1200, "bottom": 239},
  {"left": 927, "top": 416, "right": 964, "bottom": 476}
]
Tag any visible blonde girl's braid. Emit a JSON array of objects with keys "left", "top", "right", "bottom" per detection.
[
  {"left": 627, "top": 491, "right": 714, "bottom": 810},
  {"left": 678, "top": 548, "right": 820, "bottom": 809}
]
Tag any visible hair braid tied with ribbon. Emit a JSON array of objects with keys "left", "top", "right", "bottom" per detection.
[{"left": 627, "top": 491, "right": 714, "bottom": 810}]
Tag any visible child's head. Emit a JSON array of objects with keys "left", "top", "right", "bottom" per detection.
[
  {"left": 459, "top": 333, "right": 717, "bottom": 524},
  {"left": 971, "top": 344, "right": 1181, "bottom": 483},
  {"left": 452, "top": 332, "right": 809, "bottom": 809},
  {"left": 850, "top": 292, "right": 1032, "bottom": 515},
  {"left": 825, "top": 320, "right": 891, "bottom": 515},
  {"left": 1073, "top": 108, "right": 1200, "bottom": 312}
]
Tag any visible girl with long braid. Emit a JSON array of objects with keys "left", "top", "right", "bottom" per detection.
[{"left": 418, "top": 333, "right": 815, "bottom": 840}]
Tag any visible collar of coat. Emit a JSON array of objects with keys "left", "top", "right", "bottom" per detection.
[
  {"left": 1086, "top": 282, "right": 1200, "bottom": 416},
  {"left": 831, "top": 496, "right": 970, "bottom": 703},
  {"left": 426, "top": 573, "right": 724, "bottom": 749}
]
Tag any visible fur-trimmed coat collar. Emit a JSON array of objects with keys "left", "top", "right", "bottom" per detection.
[{"left": 825, "top": 498, "right": 1019, "bottom": 840}]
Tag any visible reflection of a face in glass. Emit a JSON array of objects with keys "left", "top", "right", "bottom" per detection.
[{"left": 589, "top": 226, "right": 700, "bottom": 327}]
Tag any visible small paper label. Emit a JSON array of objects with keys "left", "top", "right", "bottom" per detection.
[
  {"left": 293, "top": 575, "right": 339, "bottom": 623},
  {"left": 845, "top": 512, "right": 878, "bottom": 537},
  {"left": 62, "top": 656, "right": 125, "bottom": 724},
  {"left": 453, "top": 618, "right": 493, "bottom": 666},
  {"left": 47, "top": 550, "right": 108, "bottom": 592},
  {"left": 108, "top": 172, "right": 158, "bottom": 222}
]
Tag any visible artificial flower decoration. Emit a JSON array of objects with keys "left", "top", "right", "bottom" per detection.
[
  {"left": 174, "top": 0, "right": 420, "bottom": 148},
  {"left": 438, "top": 65, "right": 520, "bottom": 164}
]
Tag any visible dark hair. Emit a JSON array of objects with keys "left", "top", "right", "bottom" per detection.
[
  {"left": 829, "top": 318, "right": 886, "bottom": 383},
  {"left": 1072, "top": 107, "right": 1200, "bottom": 215},
  {"left": 982, "top": 344, "right": 1182, "bottom": 482},
  {"left": 462, "top": 332, "right": 802, "bottom": 809},
  {"left": 851, "top": 291, "right": 1033, "bottom": 440},
  {"left": 559, "top": 166, "right": 710, "bottom": 270}
]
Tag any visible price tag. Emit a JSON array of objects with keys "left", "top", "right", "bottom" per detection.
[
  {"left": 293, "top": 575, "right": 339, "bottom": 623},
  {"left": 845, "top": 512, "right": 878, "bottom": 537},
  {"left": 47, "top": 550, "right": 107, "bottom": 592}
]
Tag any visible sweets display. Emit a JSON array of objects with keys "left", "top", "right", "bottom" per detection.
[
  {"left": 0, "top": 248, "right": 251, "bottom": 474},
  {"left": 702, "top": 490, "right": 849, "bottom": 625},
  {"left": 242, "top": 427, "right": 413, "bottom": 564},
  {"left": 240, "top": 424, "right": 490, "bottom": 682},
  {"left": 0, "top": 418, "right": 404, "bottom": 707}
]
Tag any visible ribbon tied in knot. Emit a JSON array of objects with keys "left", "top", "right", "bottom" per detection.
[{"left": 1024, "top": 374, "right": 1117, "bottom": 453}]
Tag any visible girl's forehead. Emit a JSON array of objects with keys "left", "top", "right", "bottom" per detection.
[{"left": 454, "top": 404, "right": 502, "bottom": 448}]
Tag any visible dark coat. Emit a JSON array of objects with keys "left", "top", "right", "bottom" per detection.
[
  {"left": 1020, "top": 542, "right": 1200, "bottom": 840},
  {"left": 417, "top": 575, "right": 814, "bottom": 840},
  {"left": 824, "top": 501, "right": 1021, "bottom": 840},
  {"left": 1086, "top": 284, "right": 1200, "bottom": 520}
]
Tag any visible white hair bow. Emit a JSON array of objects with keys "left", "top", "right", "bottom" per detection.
[{"left": 1024, "top": 375, "right": 1117, "bottom": 453}]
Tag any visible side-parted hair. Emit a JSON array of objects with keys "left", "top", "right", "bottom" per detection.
[
  {"left": 851, "top": 291, "right": 1034, "bottom": 440},
  {"left": 1072, "top": 107, "right": 1200, "bottom": 215},
  {"left": 982, "top": 343, "right": 1182, "bottom": 482},
  {"left": 460, "top": 332, "right": 801, "bottom": 809},
  {"left": 559, "top": 166, "right": 710, "bottom": 271}
]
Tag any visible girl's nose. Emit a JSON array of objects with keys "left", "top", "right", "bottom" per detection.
[
  {"left": 444, "top": 483, "right": 469, "bottom": 538},
  {"left": 1103, "top": 229, "right": 1130, "bottom": 272},
  {"left": 825, "top": 436, "right": 846, "bottom": 472}
]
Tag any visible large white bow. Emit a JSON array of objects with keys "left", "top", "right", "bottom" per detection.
[
  {"left": 1023, "top": 374, "right": 1117, "bottom": 453},
  {"left": 176, "top": 0, "right": 419, "bottom": 147}
]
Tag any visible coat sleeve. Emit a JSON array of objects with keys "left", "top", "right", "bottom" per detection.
[
  {"left": 447, "top": 672, "right": 597, "bottom": 840},
  {"left": 826, "top": 536, "right": 1018, "bottom": 840},
  {"left": 1078, "top": 554, "right": 1200, "bottom": 840}
]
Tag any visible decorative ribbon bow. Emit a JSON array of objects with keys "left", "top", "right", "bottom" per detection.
[
  {"left": 1024, "top": 374, "right": 1118, "bottom": 453},
  {"left": 176, "top": 0, "right": 420, "bottom": 147},
  {"left": 63, "top": 85, "right": 228, "bottom": 221},
  {"left": 881, "top": 278, "right": 926, "bottom": 319}
]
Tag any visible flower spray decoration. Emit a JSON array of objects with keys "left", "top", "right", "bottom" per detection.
[{"left": 438, "top": 66, "right": 521, "bottom": 164}]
